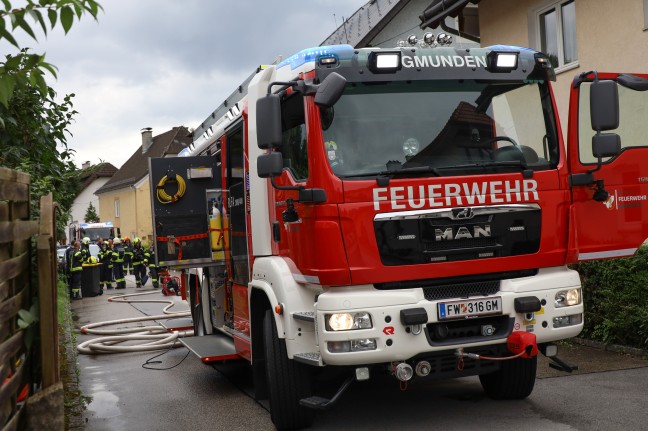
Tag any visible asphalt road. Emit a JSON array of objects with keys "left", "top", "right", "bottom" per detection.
[{"left": 72, "top": 276, "right": 648, "bottom": 431}]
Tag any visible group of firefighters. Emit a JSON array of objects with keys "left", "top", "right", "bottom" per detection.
[{"left": 66, "top": 236, "right": 160, "bottom": 300}]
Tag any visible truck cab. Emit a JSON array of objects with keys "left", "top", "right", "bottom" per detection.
[{"left": 152, "top": 43, "right": 648, "bottom": 430}]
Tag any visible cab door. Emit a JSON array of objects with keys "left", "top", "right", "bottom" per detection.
[{"left": 567, "top": 72, "right": 648, "bottom": 262}]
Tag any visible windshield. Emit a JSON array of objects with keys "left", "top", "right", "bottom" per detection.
[
  {"left": 321, "top": 80, "right": 559, "bottom": 178},
  {"left": 80, "top": 227, "right": 112, "bottom": 241}
]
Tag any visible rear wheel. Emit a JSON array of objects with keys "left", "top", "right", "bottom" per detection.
[
  {"left": 263, "top": 310, "right": 314, "bottom": 430},
  {"left": 479, "top": 356, "right": 537, "bottom": 400}
]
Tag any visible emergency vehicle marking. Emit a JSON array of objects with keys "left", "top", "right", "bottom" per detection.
[
  {"left": 401, "top": 55, "right": 487, "bottom": 69},
  {"left": 373, "top": 180, "right": 538, "bottom": 211},
  {"left": 603, "top": 190, "right": 647, "bottom": 210}
]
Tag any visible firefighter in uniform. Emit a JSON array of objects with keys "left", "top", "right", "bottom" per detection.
[
  {"left": 145, "top": 244, "right": 159, "bottom": 288},
  {"left": 112, "top": 237, "right": 127, "bottom": 289},
  {"left": 98, "top": 241, "right": 114, "bottom": 290},
  {"left": 132, "top": 237, "right": 147, "bottom": 288},
  {"left": 81, "top": 236, "right": 92, "bottom": 263},
  {"left": 69, "top": 241, "right": 84, "bottom": 299},
  {"left": 123, "top": 236, "right": 134, "bottom": 275}
]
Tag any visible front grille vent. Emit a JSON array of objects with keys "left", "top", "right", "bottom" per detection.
[{"left": 423, "top": 280, "right": 500, "bottom": 301}]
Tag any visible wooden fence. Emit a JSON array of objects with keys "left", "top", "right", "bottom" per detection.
[{"left": 0, "top": 167, "right": 60, "bottom": 431}]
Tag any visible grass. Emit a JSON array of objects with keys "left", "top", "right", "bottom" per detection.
[{"left": 57, "top": 275, "right": 89, "bottom": 429}]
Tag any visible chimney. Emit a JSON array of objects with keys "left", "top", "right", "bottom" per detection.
[
  {"left": 141, "top": 127, "right": 153, "bottom": 153},
  {"left": 82, "top": 161, "right": 91, "bottom": 170}
]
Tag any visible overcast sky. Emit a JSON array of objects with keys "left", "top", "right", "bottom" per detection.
[{"left": 3, "top": 0, "right": 368, "bottom": 169}]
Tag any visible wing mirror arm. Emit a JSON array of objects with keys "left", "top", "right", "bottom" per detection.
[{"left": 569, "top": 71, "right": 621, "bottom": 202}]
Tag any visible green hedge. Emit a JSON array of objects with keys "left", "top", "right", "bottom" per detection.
[{"left": 571, "top": 246, "right": 648, "bottom": 349}]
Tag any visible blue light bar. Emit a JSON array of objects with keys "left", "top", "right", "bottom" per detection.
[{"left": 276, "top": 45, "right": 355, "bottom": 70}]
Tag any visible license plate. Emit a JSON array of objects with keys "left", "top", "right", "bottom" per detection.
[{"left": 438, "top": 297, "right": 502, "bottom": 320}]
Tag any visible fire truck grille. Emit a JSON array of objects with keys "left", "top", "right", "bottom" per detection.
[
  {"left": 373, "top": 204, "right": 541, "bottom": 266},
  {"left": 422, "top": 280, "right": 500, "bottom": 301}
]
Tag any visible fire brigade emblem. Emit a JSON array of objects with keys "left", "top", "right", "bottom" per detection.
[{"left": 603, "top": 194, "right": 615, "bottom": 210}]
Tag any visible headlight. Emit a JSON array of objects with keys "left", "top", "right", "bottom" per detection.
[
  {"left": 326, "top": 312, "right": 373, "bottom": 331},
  {"left": 555, "top": 288, "right": 581, "bottom": 307}
]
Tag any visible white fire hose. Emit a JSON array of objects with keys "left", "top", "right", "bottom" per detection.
[{"left": 77, "top": 291, "right": 193, "bottom": 355}]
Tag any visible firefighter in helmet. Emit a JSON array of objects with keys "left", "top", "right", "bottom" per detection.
[
  {"left": 98, "top": 241, "right": 114, "bottom": 290},
  {"left": 81, "top": 236, "right": 92, "bottom": 263},
  {"left": 123, "top": 236, "right": 134, "bottom": 275},
  {"left": 144, "top": 244, "right": 159, "bottom": 288},
  {"left": 111, "top": 237, "right": 126, "bottom": 289},
  {"left": 132, "top": 237, "right": 147, "bottom": 288},
  {"left": 69, "top": 240, "right": 84, "bottom": 300}
]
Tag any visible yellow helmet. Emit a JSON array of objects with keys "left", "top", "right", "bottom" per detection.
[{"left": 134, "top": 237, "right": 141, "bottom": 244}]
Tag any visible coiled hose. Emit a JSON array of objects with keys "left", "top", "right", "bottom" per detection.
[{"left": 77, "top": 291, "right": 193, "bottom": 355}]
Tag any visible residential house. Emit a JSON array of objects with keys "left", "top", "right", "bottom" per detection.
[
  {"left": 94, "top": 127, "right": 192, "bottom": 245},
  {"left": 321, "top": 0, "right": 479, "bottom": 49},
  {"left": 66, "top": 161, "right": 118, "bottom": 244}
]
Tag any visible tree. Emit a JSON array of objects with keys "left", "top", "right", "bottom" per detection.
[
  {"left": 0, "top": 0, "right": 103, "bottom": 240},
  {"left": 84, "top": 202, "right": 99, "bottom": 223},
  {"left": 0, "top": 0, "right": 102, "bottom": 114}
]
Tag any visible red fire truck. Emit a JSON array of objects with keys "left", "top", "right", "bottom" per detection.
[{"left": 149, "top": 40, "right": 648, "bottom": 430}]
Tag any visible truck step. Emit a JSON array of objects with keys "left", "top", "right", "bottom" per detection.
[
  {"left": 299, "top": 396, "right": 330, "bottom": 409},
  {"left": 292, "top": 311, "right": 315, "bottom": 322},
  {"left": 159, "top": 317, "right": 193, "bottom": 332},
  {"left": 293, "top": 352, "right": 321, "bottom": 366},
  {"left": 180, "top": 333, "right": 240, "bottom": 363},
  {"left": 300, "top": 376, "right": 355, "bottom": 410},
  {"left": 548, "top": 355, "right": 578, "bottom": 373}
]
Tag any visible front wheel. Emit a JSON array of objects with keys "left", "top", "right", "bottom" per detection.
[
  {"left": 263, "top": 310, "right": 314, "bottom": 430},
  {"left": 479, "top": 356, "right": 537, "bottom": 400}
]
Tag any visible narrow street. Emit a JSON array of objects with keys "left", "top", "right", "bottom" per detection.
[{"left": 71, "top": 275, "right": 648, "bottom": 431}]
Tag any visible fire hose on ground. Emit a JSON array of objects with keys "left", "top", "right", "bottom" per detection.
[{"left": 77, "top": 291, "right": 193, "bottom": 355}]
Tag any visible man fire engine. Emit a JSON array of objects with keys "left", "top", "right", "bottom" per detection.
[{"left": 150, "top": 37, "right": 648, "bottom": 430}]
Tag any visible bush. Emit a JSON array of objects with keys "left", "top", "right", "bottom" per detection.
[{"left": 572, "top": 246, "right": 648, "bottom": 349}]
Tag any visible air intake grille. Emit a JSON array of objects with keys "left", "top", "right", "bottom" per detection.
[{"left": 423, "top": 280, "right": 500, "bottom": 301}]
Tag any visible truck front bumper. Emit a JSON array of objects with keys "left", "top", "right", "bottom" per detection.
[{"left": 315, "top": 266, "right": 583, "bottom": 366}]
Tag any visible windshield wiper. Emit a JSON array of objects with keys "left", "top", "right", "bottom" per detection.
[
  {"left": 437, "top": 160, "right": 534, "bottom": 178},
  {"left": 341, "top": 165, "right": 442, "bottom": 179}
]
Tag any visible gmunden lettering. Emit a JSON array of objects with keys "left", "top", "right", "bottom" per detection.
[
  {"left": 373, "top": 180, "right": 539, "bottom": 211},
  {"left": 401, "top": 55, "right": 487, "bottom": 69}
]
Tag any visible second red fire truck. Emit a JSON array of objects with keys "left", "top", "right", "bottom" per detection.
[{"left": 149, "top": 39, "right": 648, "bottom": 430}]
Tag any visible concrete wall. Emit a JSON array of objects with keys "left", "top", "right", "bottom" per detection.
[{"left": 134, "top": 176, "right": 154, "bottom": 246}]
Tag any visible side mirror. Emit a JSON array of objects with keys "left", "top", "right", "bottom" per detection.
[
  {"left": 256, "top": 94, "right": 283, "bottom": 149},
  {"left": 592, "top": 133, "right": 621, "bottom": 158},
  {"left": 314, "top": 72, "right": 347, "bottom": 108},
  {"left": 257, "top": 152, "right": 284, "bottom": 178},
  {"left": 590, "top": 80, "right": 619, "bottom": 131}
]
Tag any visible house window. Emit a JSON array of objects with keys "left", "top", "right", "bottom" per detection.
[
  {"left": 536, "top": 0, "right": 577, "bottom": 70},
  {"left": 114, "top": 199, "right": 120, "bottom": 218}
]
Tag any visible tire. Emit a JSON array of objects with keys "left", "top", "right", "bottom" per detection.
[
  {"left": 479, "top": 356, "right": 537, "bottom": 400},
  {"left": 263, "top": 310, "right": 314, "bottom": 430}
]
